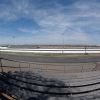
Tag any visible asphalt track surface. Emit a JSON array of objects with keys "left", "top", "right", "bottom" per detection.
[{"left": 0, "top": 54, "right": 100, "bottom": 63}]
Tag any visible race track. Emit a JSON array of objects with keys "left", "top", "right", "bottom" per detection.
[{"left": 0, "top": 54, "right": 100, "bottom": 63}]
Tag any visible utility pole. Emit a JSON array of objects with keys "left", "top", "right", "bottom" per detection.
[
  {"left": 62, "top": 33, "right": 64, "bottom": 49},
  {"left": 13, "top": 36, "right": 15, "bottom": 46}
]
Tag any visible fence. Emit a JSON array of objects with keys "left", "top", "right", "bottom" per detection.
[
  {"left": 0, "top": 58, "right": 100, "bottom": 73},
  {"left": 1, "top": 57, "right": 100, "bottom": 99}
]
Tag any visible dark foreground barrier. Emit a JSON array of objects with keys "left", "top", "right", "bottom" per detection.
[{"left": 0, "top": 71, "right": 100, "bottom": 100}]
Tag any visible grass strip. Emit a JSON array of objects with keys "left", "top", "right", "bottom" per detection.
[{"left": 0, "top": 51, "right": 100, "bottom": 57}]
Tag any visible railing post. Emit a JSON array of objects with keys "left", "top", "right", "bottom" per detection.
[
  {"left": 0, "top": 58, "right": 3, "bottom": 72},
  {"left": 46, "top": 65, "right": 47, "bottom": 72},
  {"left": 81, "top": 65, "right": 83, "bottom": 72},
  {"left": 29, "top": 63, "right": 30, "bottom": 68},
  {"left": 64, "top": 65, "right": 65, "bottom": 73},
  {"left": 19, "top": 62, "right": 21, "bottom": 72},
  {"left": 29, "top": 63, "right": 30, "bottom": 71}
]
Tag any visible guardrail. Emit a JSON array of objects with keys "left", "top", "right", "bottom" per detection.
[
  {"left": 0, "top": 58, "right": 100, "bottom": 73},
  {"left": 1, "top": 48, "right": 100, "bottom": 53}
]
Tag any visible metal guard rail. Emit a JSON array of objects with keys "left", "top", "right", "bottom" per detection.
[{"left": 0, "top": 58, "right": 100, "bottom": 73}]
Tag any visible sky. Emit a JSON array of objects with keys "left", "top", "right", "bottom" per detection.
[{"left": 0, "top": 0, "right": 100, "bottom": 45}]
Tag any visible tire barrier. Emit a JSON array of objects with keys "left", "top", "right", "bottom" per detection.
[{"left": 0, "top": 71, "right": 100, "bottom": 100}]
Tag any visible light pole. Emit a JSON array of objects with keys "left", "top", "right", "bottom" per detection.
[
  {"left": 13, "top": 36, "right": 15, "bottom": 46},
  {"left": 62, "top": 33, "right": 64, "bottom": 48}
]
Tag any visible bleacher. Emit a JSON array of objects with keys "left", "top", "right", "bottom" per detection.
[
  {"left": 0, "top": 58, "right": 100, "bottom": 100},
  {"left": 0, "top": 71, "right": 100, "bottom": 100}
]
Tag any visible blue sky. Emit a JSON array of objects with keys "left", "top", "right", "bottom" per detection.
[{"left": 0, "top": 0, "right": 100, "bottom": 45}]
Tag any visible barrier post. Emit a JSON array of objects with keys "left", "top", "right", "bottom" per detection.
[
  {"left": 19, "top": 62, "right": 21, "bottom": 72},
  {"left": 46, "top": 65, "right": 47, "bottom": 72},
  {"left": 28, "top": 63, "right": 30, "bottom": 69},
  {"left": 29, "top": 63, "right": 30, "bottom": 68},
  {"left": 29, "top": 63, "right": 31, "bottom": 71},
  {"left": 0, "top": 58, "right": 3, "bottom": 72},
  {"left": 64, "top": 65, "right": 65, "bottom": 73},
  {"left": 81, "top": 65, "right": 83, "bottom": 72}
]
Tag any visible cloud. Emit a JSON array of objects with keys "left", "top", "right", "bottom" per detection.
[
  {"left": 18, "top": 28, "right": 38, "bottom": 34},
  {"left": 0, "top": 0, "right": 100, "bottom": 45}
]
